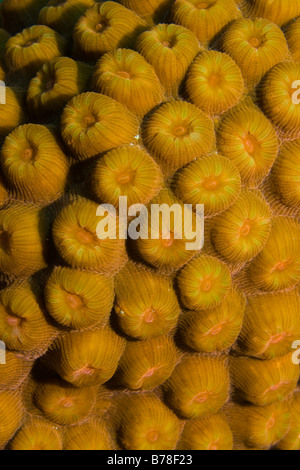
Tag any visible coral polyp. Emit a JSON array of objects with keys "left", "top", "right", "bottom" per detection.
[
  {"left": 247, "top": 217, "right": 300, "bottom": 292},
  {"left": 225, "top": 400, "right": 291, "bottom": 450},
  {"left": 216, "top": 103, "right": 279, "bottom": 187},
  {"left": 1, "top": 124, "right": 69, "bottom": 204},
  {"left": 275, "top": 390, "right": 300, "bottom": 450},
  {"left": 91, "top": 145, "right": 163, "bottom": 209},
  {"left": 44, "top": 328, "right": 126, "bottom": 387},
  {"left": 177, "top": 255, "right": 232, "bottom": 311},
  {"left": 27, "top": 57, "right": 93, "bottom": 116},
  {"left": 0, "top": 203, "right": 48, "bottom": 278},
  {"left": 211, "top": 189, "right": 272, "bottom": 264},
  {"left": 171, "top": 0, "right": 241, "bottom": 45},
  {"left": 238, "top": 291, "right": 300, "bottom": 360},
  {"left": 45, "top": 266, "right": 114, "bottom": 330},
  {"left": 4, "top": 25, "right": 67, "bottom": 78},
  {"left": 134, "top": 188, "right": 201, "bottom": 272},
  {"left": 73, "top": 2, "right": 146, "bottom": 61},
  {"left": 61, "top": 92, "right": 139, "bottom": 160},
  {"left": 285, "top": 17, "right": 300, "bottom": 62},
  {"left": 230, "top": 353, "right": 299, "bottom": 407},
  {"left": 185, "top": 50, "right": 245, "bottom": 116},
  {"left": 177, "top": 413, "right": 233, "bottom": 450},
  {"left": 38, "top": 0, "right": 94, "bottom": 37},
  {"left": 142, "top": 100, "right": 215, "bottom": 171},
  {"left": 114, "top": 263, "right": 181, "bottom": 339},
  {"left": 241, "top": 0, "right": 300, "bottom": 27},
  {"left": 52, "top": 197, "right": 127, "bottom": 273},
  {"left": 63, "top": 419, "right": 113, "bottom": 450},
  {"left": 0, "top": 87, "right": 25, "bottom": 141},
  {"left": 116, "top": 335, "right": 178, "bottom": 390},
  {"left": 92, "top": 49, "right": 164, "bottom": 118},
  {"left": 178, "top": 287, "right": 245, "bottom": 353},
  {"left": 219, "top": 18, "right": 289, "bottom": 88},
  {"left": 33, "top": 378, "right": 96, "bottom": 426},
  {"left": 0, "top": 282, "right": 57, "bottom": 356},
  {"left": 9, "top": 417, "right": 63, "bottom": 451},
  {"left": 271, "top": 140, "right": 300, "bottom": 209},
  {"left": 163, "top": 355, "right": 230, "bottom": 419},
  {"left": 117, "top": 393, "right": 181, "bottom": 450},
  {"left": 260, "top": 61, "right": 300, "bottom": 138},
  {"left": 0, "top": 391, "right": 23, "bottom": 449},
  {"left": 173, "top": 153, "right": 242, "bottom": 217},
  {"left": 136, "top": 23, "right": 200, "bottom": 97},
  {"left": 1, "top": 0, "right": 48, "bottom": 34}
]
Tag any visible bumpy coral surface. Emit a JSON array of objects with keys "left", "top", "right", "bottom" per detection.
[{"left": 0, "top": 0, "right": 299, "bottom": 453}]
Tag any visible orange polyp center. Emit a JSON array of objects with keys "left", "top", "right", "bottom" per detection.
[
  {"left": 143, "top": 367, "right": 157, "bottom": 378},
  {"left": 74, "top": 366, "right": 95, "bottom": 378},
  {"left": 201, "top": 277, "right": 212, "bottom": 292},
  {"left": 21, "top": 148, "right": 34, "bottom": 162},
  {"left": 274, "top": 260, "right": 290, "bottom": 272},
  {"left": 243, "top": 133, "right": 259, "bottom": 155},
  {"left": 6, "top": 314, "right": 20, "bottom": 327},
  {"left": 60, "top": 397, "right": 74, "bottom": 408},
  {"left": 197, "top": 1, "right": 209, "bottom": 8},
  {"left": 84, "top": 115, "right": 96, "bottom": 128},
  {"left": 249, "top": 37, "right": 262, "bottom": 48},
  {"left": 162, "top": 40, "right": 171, "bottom": 47},
  {"left": 208, "top": 323, "right": 224, "bottom": 336},
  {"left": 143, "top": 308, "right": 157, "bottom": 323},
  {"left": 202, "top": 176, "right": 220, "bottom": 191},
  {"left": 194, "top": 392, "right": 208, "bottom": 403},
  {"left": 208, "top": 73, "right": 222, "bottom": 87},
  {"left": 117, "top": 71, "right": 131, "bottom": 79},
  {"left": 76, "top": 227, "right": 95, "bottom": 244},
  {"left": 65, "top": 292, "right": 84, "bottom": 310},
  {"left": 147, "top": 430, "right": 159, "bottom": 443},
  {"left": 270, "top": 333, "right": 286, "bottom": 344},
  {"left": 266, "top": 415, "right": 275, "bottom": 430},
  {"left": 208, "top": 442, "right": 218, "bottom": 450},
  {"left": 239, "top": 219, "right": 253, "bottom": 237},
  {"left": 172, "top": 125, "right": 189, "bottom": 137},
  {"left": 160, "top": 232, "right": 175, "bottom": 248},
  {"left": 116, "top": 169, "right": 135, "bottom": 185},
  {"left": 95, "top": 23, "right": 104, "bottom": 32}
]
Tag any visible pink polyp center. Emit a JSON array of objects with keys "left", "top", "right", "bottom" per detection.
[
  {"left": 74, "top": 366, "right": 95, "bottom": 378},
  {"left": 243, "top": 133, "right": 259, "bottom": 155},
  {"left": 194, "top": 392, "right": 208, "bottom": 403},
  {"left": 274, "top": 260, "right": 290, "bottom": 272},
  {"left": 208, "top": 323, "right": 223, "bottom": 336},
  {"left": 270, "top": 333, "right": 286, "bottom": 344},
  {"left": 116, "top": 169, "right": 135, "bottom": 185},
  {"left": 160, "top": 232, "right": 175, "bottom": 248},
  {"left": 143, "top": 308, "right": 157, "bottom": 323},
  {"left": 60, "top": 397, "right": 74, "bottom": 408},
  {"left": 65, "top": 293, "right": 84, "bottom": 310},
  {"left": 201, "top": 278, "right": 212, "bottom": 292},
  {"left": 266, "top": 415, "right": 275, "bottom": 430},
  {"left": 21, "top": 148, "right": 34, "bottom": 162},
  {"left": 76, "top": 227, "right": 95, "bottom": 244},
  {"left": 6, "top": 315, "right": 20, "bottom": 327},
  {"left": 117, "top": 71, "right": 131, "bottom": 79}
]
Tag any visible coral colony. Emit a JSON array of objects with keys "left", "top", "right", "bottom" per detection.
[{"left": 0, "top": 0, "right": 299, "bottom": 452}]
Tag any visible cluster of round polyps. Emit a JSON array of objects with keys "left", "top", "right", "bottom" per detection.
[
  {"left": 171, "top": 0, "right": 241, "bottom": 46},
  {"left": 73, "top": 2, "right": 147, "bottom": 61},
  {"left": 1, "top": 0, "right": 300, "bottom": 452},
  {"left": 136, "top": 23, "right": 200, "bottom": 97},
  {"left": 219, "top": 18, "right": 289, "bottom": 88}
]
